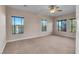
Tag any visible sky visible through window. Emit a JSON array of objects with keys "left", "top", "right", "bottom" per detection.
[
  {"left": 12, "top": 16, "right": 24, "bottom": 25},
  {"left": 41, "top": 20, "right": 47, "bottom": 26}
]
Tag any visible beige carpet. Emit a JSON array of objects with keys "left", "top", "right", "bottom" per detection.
[{"left": 3, "top": 35, "right": 75, "bottom": 54}]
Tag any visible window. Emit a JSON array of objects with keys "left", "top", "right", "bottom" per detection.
[
  {"left": 69, "top": 18, "right": 76, "bottom": 32},
  {"left": 12, "top": 16, "right": 24, "bottom": 34},
  {"left": 57, "top": 20, "right": 67, "bottom": 32},
  {"left": 41, "top": 19, "right": 48, "bottom": 31}
]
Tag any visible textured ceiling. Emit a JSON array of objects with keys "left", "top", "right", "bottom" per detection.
[{"left": 7, "top": 5, "right": 76, "bottom": 16}]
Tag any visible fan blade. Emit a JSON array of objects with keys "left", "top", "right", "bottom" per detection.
[{"left": 58, "top": 10, "right": 62, "bottom": 11}]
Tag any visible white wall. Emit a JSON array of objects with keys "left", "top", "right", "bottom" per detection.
[
  {"left": 6, "top": 7, "right": 53, "bottom": 42},
  {"left": 0, "top": 6, "right": 6, "bottom": 53},
  {"left": 76, "top": 5, "right": 79, "bottom": 54},
  {"left": 53, "top": 13, "right": 76, "bottom": 38}
]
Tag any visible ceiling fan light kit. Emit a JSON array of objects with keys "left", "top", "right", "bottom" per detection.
[{"left": 49, "top": 5, "right": 62, "bottom": 14}]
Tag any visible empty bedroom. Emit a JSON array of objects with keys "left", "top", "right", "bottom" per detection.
[{"left": 0, "top": 5, "right": 76, "bottom": 54}]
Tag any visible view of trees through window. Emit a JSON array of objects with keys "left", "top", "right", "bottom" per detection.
[
  {"left": 57, "top": 18, "right": 76, "bottom": 33},
  {"left": 69, "top": 18, "right": 76, "bottom": 32},
  {"left": 12, "top": 16, "right": 24, "bottom": 34},
  {"left": 41, "top": 19, "right": 48, "bottom": 31}
]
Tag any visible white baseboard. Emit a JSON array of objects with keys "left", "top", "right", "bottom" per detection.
[
  {"left": 0, "top": 41, "right": 6, "bottom": 54},
  {"left": 7, "top": 33, "right": 51, "bottom": 43}
]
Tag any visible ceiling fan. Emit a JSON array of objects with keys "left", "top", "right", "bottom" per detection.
[{"left": 48, "top": 5, "right": 62, "bottom": 14}]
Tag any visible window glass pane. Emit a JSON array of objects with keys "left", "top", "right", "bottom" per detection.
[
  {"left": 58, "top": 21, "right": 62, "bottom": 31},
  {"left": 57, "top": 20, "right": 66, "bottom": 32},
  {"left": 61, "top": 21, "right": 66, "bottom": 31},
  {"left": 73, "top": 20, "right": 76, "bottom": 32},
  {"left": 15, "top": 17, "right": 22, "bottom": 25},
  {"left": 12, "top": 16, "right": 24, "bottom": 34},
  {"left": 69, "top": 19, "right": 76, "bottom": 33},
  {"left": 71, "top": 20, "right": 73, "bottom": 32},
  {"left": 41, "top": 19, "right": 47, "bottom": 31},
  {"left": 22, "top": 18, "right": 24, "bottom": 25}
]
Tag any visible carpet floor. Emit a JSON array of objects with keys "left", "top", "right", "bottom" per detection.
[{"left": 3, "top": 35, "right": 75, "bottom": 54}]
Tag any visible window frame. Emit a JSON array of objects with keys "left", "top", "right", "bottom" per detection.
[
  {"left": 69, "top": 18, "right": 76, "bottom": 33},
  {"left": 57, "top": 19, "right": 67, "bottom": 32},
  {"left": 41, "top": 19, "right": 48, "bottom": 32},
  {"left": 11, "top": 16, "right": 24, "bottom": 34}
]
